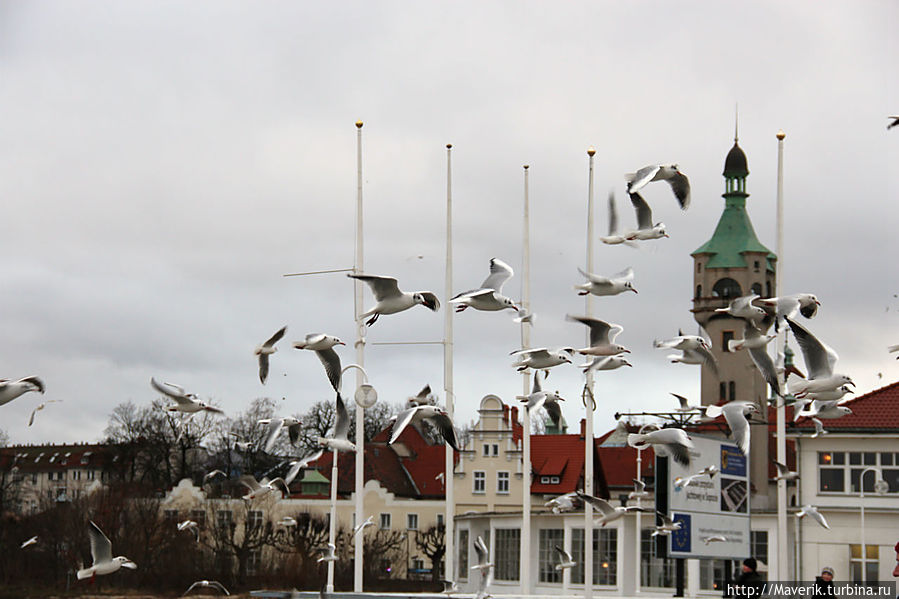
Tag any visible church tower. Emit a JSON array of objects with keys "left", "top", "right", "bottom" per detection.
[{"left": 691, "top": 131, "right": 777, "bottom": 506}]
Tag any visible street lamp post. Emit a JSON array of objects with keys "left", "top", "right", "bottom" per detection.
[
  {"left": 859, "top": 466, "right": 886, "bottom": 585},
  {"left": 634, "top": 422, "right": 659, "bottom": 593}
]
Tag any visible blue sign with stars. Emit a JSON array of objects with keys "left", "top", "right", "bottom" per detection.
[{"left": 671, "top": 513, "right": 691, "bottom": 553}]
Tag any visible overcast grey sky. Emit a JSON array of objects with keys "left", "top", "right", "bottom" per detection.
[{"left": 1, "top": 1, "right": 896, "bottom": 446}]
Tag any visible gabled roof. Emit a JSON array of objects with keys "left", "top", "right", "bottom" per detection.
[{"left": 530, "top": 434, "right": 584, "bottom": 495}]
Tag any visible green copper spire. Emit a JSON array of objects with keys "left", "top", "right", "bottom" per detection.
[{"left": 692, "top": 139, "right": 775, "bottom": 270}]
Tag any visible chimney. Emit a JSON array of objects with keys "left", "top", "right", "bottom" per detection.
[
  {"left": 511, "top": 406, "right": 518, "bottom": 426},
  {"left": 580, "top": 418, "right": 586, "bottom": 439}
]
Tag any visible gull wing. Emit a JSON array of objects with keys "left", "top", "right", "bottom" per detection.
[
  {"left": 667, "top": 171, "right": 691, "bottom": 210},
  {"left": 428, "top": 411, "right": 461, "bottom": 451},
  {"left": 480, "top": 258, "right": 514, "bottom": 292},
  {"left": 688, "top": 345, "right": 719, "bottom": 377},
  {"left": 786, "top": 318, "right": 838, "bottom": 379},
  {"left": 628, "top": 191, "right": 654, "bottom": 230},
  {"left": 772, "top": 461, "right": 788, "bottom": 476},
  {"left": 239, "top": 474, "right": 261, "bottom": 491},
  {"left": 577, "top": 266, "right": 612, "bottom": 286},
  {"left": 390, "top": 406, "right": 420, "bottom": 445},
  {"left": 531, "top": 371, "right": 542, "bottom": 394},
  {"left": 626, "top": 164, "right": 661, "bottom": 194},
  {"left": 262, "top": 419, "right": 285, "bottom": 453},
  {"left": 748, "top": 345, "right": 781, "bottom": 397},
  {"left": 474, "top": 536, "right": 490, "bottom": 567},
  {"left": 348, "top": 274, "right": 402, "bottom": 302},
  {"left": 723, "top": 405, "right": 751, "bottom": 455},
  {"left": 575, "top": 491, "right": 615, "bottom": 516},
  {"left": 554, "top": 545, "right": 574, "bottom": 562},
  {"left": 566, "top": 315, "right": 617, "bottom": 347},
  {"left": 671, "top": 393, "right": 692, "bottom": 410},
  {"left": 334, "top": 392, "right": 350, "bottom": 440},
  {"left": 258, "top": 354, "right": 270, "bottom": 385},
  {"left": 151, "top": 377, "right": 187, "bottom": 402},
  {"left": 607, "top": 191, "right": 619, "bottom": 235},
  {"left": 285, "top": 449, "right": 324, "bottom": 485},
  {"left": 262, "top": 325, "right": 287, "bottom": 348},
  {"left": 544, "top": 399, "right": 562, "bottom": 429},
  {"left": 510, "top": 347, "right": 551, "bottom": 359},
  {"left": 20, "top": 376, "right": 45, "bottom": 393},
  {"left": 88, "top": 521, "right": 112, "bottom": 566},
  {"left": 315, "top": 348, "right": 342, "bottom": 392}
]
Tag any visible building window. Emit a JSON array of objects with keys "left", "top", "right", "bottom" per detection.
[
  {"left": 696, "top": 285, "right": 702, "bottom": 299},
  {"left": 458, "top": 529, "right": 469, "bottom": 581},
  {"left": 407, "top": 513, "right": 418, "bottom": 530},
  {"left": 753, "top": 261, "right": 760, "bottom": 273},
  {"left": 494, "top": 528, "right": 520, "bottom": 581},
  {"left": 729, "top": 381, "right": 736, "bottom": 401},
  {"left": 248, "top": 510, "right": 263, "bottom": 530},
  {"left": 701, "top": 559, "right": 737, "bottom": 590},
  {"left": 473, "top": 471, "right": 486, "bottom": 494},
  {"left": 164, "top": 509, "right": 179, "bottom": 523},
  {"left": 572, "top": 528, "right": 617, "bottom": 585},
  {"left": 216, "top": 510, "right": 232, "bottom": 530},
  {"left": 247, "top": 549, "right": 262, "bottom": 576},
  {"left": 379, "top": 513, "right": 391, "bottom": 530},
  {"left": 191, "top": 510, "right": 206, "bottom": 529},
  {"left": 720, "top": 382, "right": 727, "bottom": 401},
  {"left": 539, "top": 529, "right": 564, "bottom": 583},
  {"left": 818, "top": 452, "right": 899, "bottom": 494},
  {"left": 697, "top": 263, "right": 702, "bottom": 274},
  {"left": 712, "top": 278, "right": 742, "bottom": 299},
  {"left": 497, "top": 472, "right": 510, "bottom": 494},
  {"left": 483, "top": 444, "right": 491, "bottom": 457},
  {"left": 492, "top": 444, "right": 499, "bottom": 456},
  {"left": 87, "top": 470, "right": 95, "bottom": 481},
  {"left": 641, "top": 529, "right": 676, "bottom": 588},
  {"left": 722, "top": 331, "right": 734, "bottom": 352},
  {"left": 766, "top": 281, "right": 772, "bottom": 297},
  {"left": 437, "top": 514, "right": 444, "bottom": 527},
  {"left": 31, "top": 474, "right": 37, "bottom": 484},
  {"left": 411, "top": 558, "right": 425, "bottom": 572},
  {"left": 751, "top": 282, "right": 762, "bottom": 295},
  {"left": 72, "top": 470, "right": 80, "bottom": 480},
  {"left": 751, "top": 531, "right": 768, "bottom": 581},
  {"left": 850, "top": 544, "right": 879, "bottom": 585}
]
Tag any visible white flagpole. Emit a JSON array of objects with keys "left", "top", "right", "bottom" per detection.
[
  {"left": 352, "top": 120, "right": 366, "bottom": 592},
  {"left": 520, "top": 164, "right": 532, "bottom": 595},
  {"left": 584, "top": 146, "right": 596, "bottom": 599},
  {"left": 444, "top": 143, "right": 455, "bottom": 584},
  {"left": 775, "top": 129, "right": 787, "bottom": 578}
]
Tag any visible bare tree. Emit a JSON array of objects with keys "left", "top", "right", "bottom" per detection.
[
  {"left": 361, "top": 528, "right": 407, "bottom": 580},
  {"left": 415, "top": 524, "right": 445, "bottom": 581}
]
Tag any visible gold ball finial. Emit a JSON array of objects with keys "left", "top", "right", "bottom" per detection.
[
  {"left": 776, "top": 130, "right": 785, "bottom": 140},
  {"left": 355, "top": 120, "right": 363, "bottom": 129},
  {"left": 523, "top": 164, "right": 529, "bottom": 170},
  {"left": 587, "top": 146, "right": 596, "bottom": 157},
  {"left": 446, "top": 143, "right": 452, "bottom": 149}
]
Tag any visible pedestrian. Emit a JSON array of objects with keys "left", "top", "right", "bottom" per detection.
[
  {"left": 814, "top": 566, "right": 834, "bottom": 597},
  {"left": 735, "top": 557, "right": 764, "bottom": 596}
]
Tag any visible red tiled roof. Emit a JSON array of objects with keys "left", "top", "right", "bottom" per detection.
[
  {"left": 536, "top": 454, "right": 569, "bottom": 476},
  {"left": 595, "top": 429, "right": 655, "bottom": 489},
  {"left": 0, "top": 443, "right": 110, "bottom": 472},
  {"left": 531, "top": 434, "right": 583, "bottom": 495}
]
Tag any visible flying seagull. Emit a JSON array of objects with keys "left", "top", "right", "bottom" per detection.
[
  {"left": 628, "top": 479, "right": 652, "bottom": 501},
  {"left": 254, "top": 325, "right": 287, "bottom": 385},
  {"left": 625, "top": 163, "right": 691, "bottom": 209},
  {"left": 703, "top": 401, "right": 759, "bottom": 455},
  {"left": 702, "top": 535, "right": 728, "bottom": 545},
  {"left": 772, "top": 460, "right": 799, "bottom": 482},
  {"left": 888, "top": 116, "right": 899, "bottom": 130},
  {"left": 20, "top": 536, "right": 38, "bottom": 549},
  {"left": 317, "top": 392, "right": 355, "bottom": 453},
  {"left": 714, "top": 293, "right": 766, "bottom": 322},
  {"left": 510, "top": 347, "right": 574, "bottom": 373},
  {"left": 574, "top": 266, "right": 637, "bottom": 297},
  {"left": 183, "top": 580, "right": 230, "bottom": 596},
  {"left": 554, "top": 545, "right": 576, "bottom": 571},
  {"left": 177, "top": 520, "right": 199, "bottom": 542},
  {"left": 624, "top": 191, "right": 668, "bottom": 241},
  {"left": 284, "top": 449, "right": 324, "bottom": 486},
  {"left": 0, "top": 376, "right": 45, "bottom": 407},
  {"left": 797, "top": 505, "right": 830, "bottom": 529},
  {"left": 389, "top": 405, "right": 461, "bottom": 451},
  {"left": 471, "top": 536, "right": 494, "bottom": 599},
  {"left": 651, "top": 512, "right": 683, "bottom": 537},
  {"left": 353, "top": 515, "right": 374, "bottom": 537},
  {"left": 545, "top": 492, "right": 578, "bottom": 514},
  {"left": 581, "top": 354, "right": 632, "bottom": 374},
  {"left": 654, "top": 332, "right": 719, "bottom": 376},
  {"left": 293, "top": 334, "right": 345, "bottom": 393},
  {"left": 258, "top": 417, "right": 302, "bottom": 453},
  {"left": 28, "top": 399, "right": 62, "bottom": 426},
  {"left": 567, "top": 315, "right": 630, "bottom": 356},
  {"left": 150, "top": 378, "right": 224, "bottom": 416},
  {"left": 756, "top": 293, "right": 820, "bottom": 330},
  {"left": 628, "top": 428, "right": 695, "bottom": 467},
  {"left": 202, "top": 469, "right": 227, "bottom": 484},
  {"left": 518, "top": 371, "right": 564, "bottom": 430},
  {"left": 76, "top": 521, "right": 137, "bottom": 580},
  {"left": 239, "top": 475, "right": 290, "bottom": 501},
  {"left": 599, "top": 191, "right": 637, "bottom": 246},
  {"left": 348, "top": 273, "right": 440, "bottom": 325},
  {"left": 576, "top": 490, "right": 646, "bottom": 526},
  {"left": 317, "top": 543, "right": 338, "bottom": 563},
  {"left": 450, "top": 258, "right": 519, "bottom": 313},
  {"left": 786, "top": 318, "right": 854, "bottom": 397}
]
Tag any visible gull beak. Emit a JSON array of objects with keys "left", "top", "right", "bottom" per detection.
[
  {"left": 623, "top": 349, "right": 631, "bottom": 353},
  {"left": 630, "top": 287, "right": 638, "bottom": 294},
  {"left": 337, "top": 341, "right": 346, "bottom": 346},
  {"left": 624, "top": 361, "right": 633, "bottom": 367}
]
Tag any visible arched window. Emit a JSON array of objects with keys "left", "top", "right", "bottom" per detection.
[
  {"left": 751, "top": 283, "right": 762, "bottom": 296},
  {"left": 712, "top": 278, "right": 742, "bottom": 299},
  {"left": 696, "top": 285, "right": 702, "bottom": 299}
]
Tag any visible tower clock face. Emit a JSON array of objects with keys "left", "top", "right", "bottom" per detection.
[{"left": 355, "top": 384, "right": 378, "bottom": 409}]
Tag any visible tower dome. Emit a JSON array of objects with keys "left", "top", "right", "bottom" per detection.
[{"left": 723, "top": 140, "right": 749, "bottom": 178}]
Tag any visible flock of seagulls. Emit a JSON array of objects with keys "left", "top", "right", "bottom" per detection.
[{"left": 5, "top": 152, "right": 893, "bottom": 595}]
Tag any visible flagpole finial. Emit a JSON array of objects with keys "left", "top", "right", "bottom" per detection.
[
  {"left": 523, "top": 165, "right": 529, "bottom": 170},
  {"left": 734, "top": 104, "right": 739, "bottom": 142},
  {"left": 446, "top": 143, "right": 452, "bottom": 149},
  {"left": 355, "top": 120, "right": 363, "bottom": 129},
  {"left": 776, "top": 130, "right": 785, "bottom": 141},
  {"left": 587, "top": 146, "right": 596, "bottom": 157}
]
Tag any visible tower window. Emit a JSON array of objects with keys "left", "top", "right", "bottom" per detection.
[
  {"left": 751, "top": 283, "right": 762, "bottom": 296},
  {"left": 766, "top": 281, "right": 772, "bottom": 297},
  {"left": 695, "top": 285, "right": 702, "bottom": 299},
  {"left": 753, "top": 260, "right": 760, "bottom": 273},
  {"left": 720, "top": 382, "right": 727, "bottom": 401},
  {"left": 712, "top": 278, "right": 742, "bottom": 299},
  {"left": 722, "top": 331, "right": 734, "bottom": 351},
  {"left": 697, "top": 263, "right": 702, "bottom": 274},
  {"left": 729, "top": 381, "right": 736, "bottom": 401}
]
